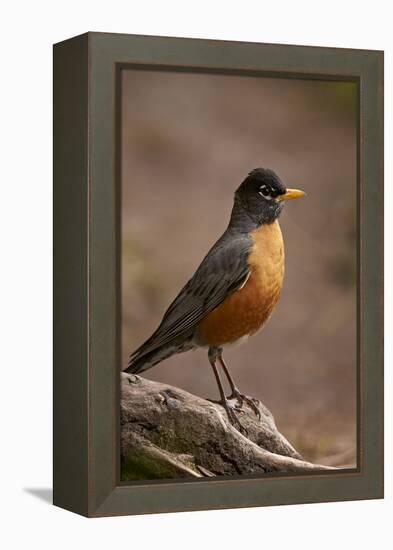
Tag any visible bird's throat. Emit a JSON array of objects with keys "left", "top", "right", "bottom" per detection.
[{"left": 228, "top": 196, "right": 284, "bottom": 233}]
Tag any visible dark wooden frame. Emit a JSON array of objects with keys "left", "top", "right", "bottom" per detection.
[{"left": 53, "top": 32, "right": 383, "bottom": 517}]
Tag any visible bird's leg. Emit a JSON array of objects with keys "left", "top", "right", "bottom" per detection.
[
  {"left": 217, "top": 352, "right": 261, "bottom": 419},
  {"left": 208, "top": 348, "right": 247, "bottom": 434}
]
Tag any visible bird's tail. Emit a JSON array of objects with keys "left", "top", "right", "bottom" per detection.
[
  {"left": 125, "top": 349, "right": 158, "bottom": 375},
  {"left": 125, "top": 343, "right": 179, "bottom": 375},
  {"left": 125, "top": 338, "right": 194, "bottom": 375}
]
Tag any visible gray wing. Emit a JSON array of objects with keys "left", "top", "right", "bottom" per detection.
[{"left": 128, "top": 233, "right": 252, "bottom": 365}]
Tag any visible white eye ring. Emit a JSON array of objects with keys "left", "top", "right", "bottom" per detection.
[{"left": 259, "top": 190, "right": 273, "bottom": 200}]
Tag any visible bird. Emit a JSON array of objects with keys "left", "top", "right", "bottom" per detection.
[{"left": 125, "top": 168, "right": 305, "bottom": 432}]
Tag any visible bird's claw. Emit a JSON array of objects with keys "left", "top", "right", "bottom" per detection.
[
  {"left": 222, "top": 400, "right": 248, "bottom": 435},
  {"left": 209, "top": 397, "right": 248, "bottom": 434},
  {"left": 229, "top": 390, "right": 261, "bottom": 419}
]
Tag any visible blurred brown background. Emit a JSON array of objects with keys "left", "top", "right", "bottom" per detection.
[{"left": 121, "top": 69, "right": 357, "bottom": 468}]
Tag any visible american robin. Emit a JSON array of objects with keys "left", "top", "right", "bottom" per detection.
[{"left": 126, "top": 168, "right": 305, "bottom": 431}]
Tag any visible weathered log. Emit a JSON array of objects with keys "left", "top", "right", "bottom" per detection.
[{"left": 120, "top": 372, "right": 334, "bottom": 480}]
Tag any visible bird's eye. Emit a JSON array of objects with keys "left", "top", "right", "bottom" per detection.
[{"left": 259, "top": 185, "right": 272, "bottom": 200}]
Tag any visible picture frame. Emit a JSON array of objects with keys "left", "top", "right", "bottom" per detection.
[{"left": 53, "top": 32, "right": 383, "bottom": 517}]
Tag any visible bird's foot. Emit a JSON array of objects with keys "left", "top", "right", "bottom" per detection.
[
  {"left": 208, "top": 397, "right": 248, "bottom": 435},
  {"left": 229, "top": 389, "right": 261, "bottom": 419},
  {"left": 221, "top": 399, "right": 248, "bottom": 435},
  {"left": 207, "top": 397, "right": 249, "bottom": 435}
]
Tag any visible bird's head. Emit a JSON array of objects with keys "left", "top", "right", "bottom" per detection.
[{"left": 234, "top": 168, "right": 306, "bottom": 227}]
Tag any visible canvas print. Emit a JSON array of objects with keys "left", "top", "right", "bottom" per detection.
[{"left": 120, "top": 69, "right": 357, "bottom": 481}]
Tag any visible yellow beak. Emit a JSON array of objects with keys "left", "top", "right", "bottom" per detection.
[{"left": 278, "top": 188, "right": 306, "bottom": 201}]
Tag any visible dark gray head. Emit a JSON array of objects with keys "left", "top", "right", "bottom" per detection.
[{"left": 230, "top": 168, "right": 305, "bottom": 230}]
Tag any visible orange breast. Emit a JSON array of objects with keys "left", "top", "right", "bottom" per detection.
[{"left": 198, "top": 221, "right": 285, "bottom": 347}]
